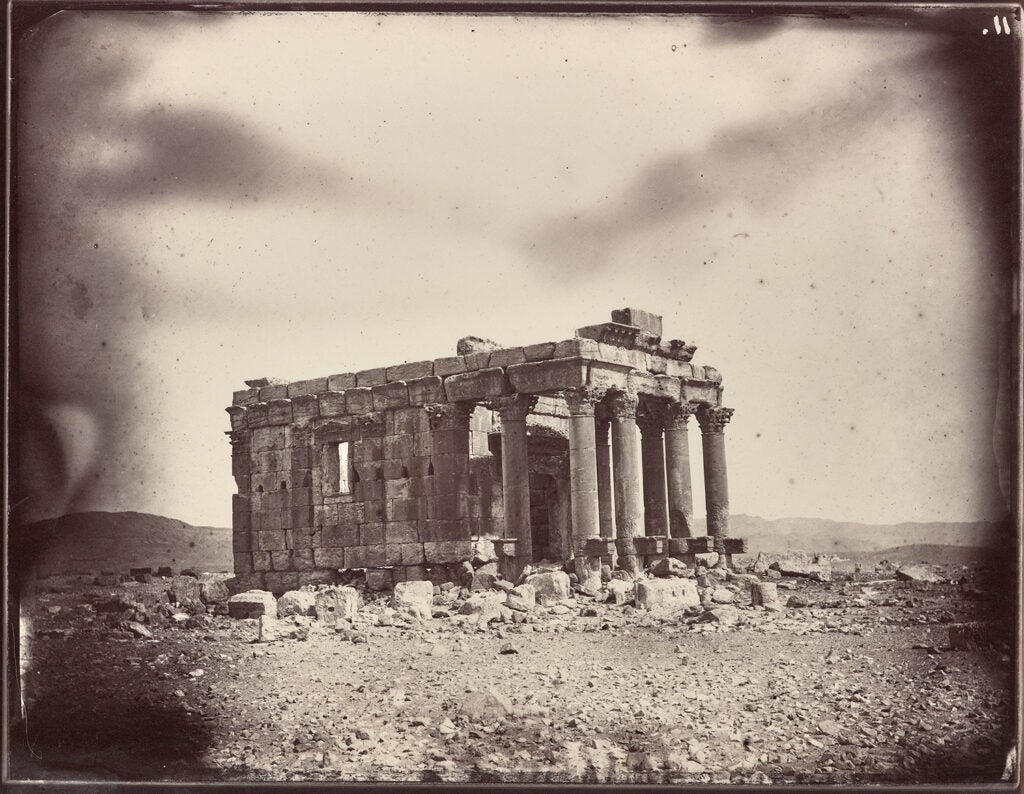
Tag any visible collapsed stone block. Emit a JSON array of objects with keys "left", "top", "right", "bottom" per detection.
[
  {"left": 228, "top": 589, "right": 278, "bottom": 619},
  {"left": 525, "top": 570, "right": 571, "bottom": 602},
  {"left": 277, "top": 589, "right": 317, "bottom": 617},
  {"left": 635, "top": 578, "right": 700, "bottom": 611},
  {"left": 314, "top": 586, "right": 360, "bottom": 622},
  {"left": 392, "top": 580, "right": 433, "bottom": 620},
  {"left": 506, "top": 584, "right": 536, "bottom": 612},
  {"left": 750, "top": 581, "right": 782, "bottom": 610}
]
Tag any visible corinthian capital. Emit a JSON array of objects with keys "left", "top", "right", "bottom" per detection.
[
  {"left": 635, "top": 400, "right": 670, "bottom": 437},
  {"left": 666, "top": 401, "right": 699, "bottom": 431},
  {"left": 605, "top": 390, "right": 639, "bottom": 421},
  {"left": 492, "top": 393, "right": 538, "bottom": 422},
  {"left": 696, "top": 405, "right": 734, "bottom": 434},
  {"left": 561, "top": 386, "right": 605, "bottom": 416}
]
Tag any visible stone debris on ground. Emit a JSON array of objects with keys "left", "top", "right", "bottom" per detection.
[{"left": 13, "top": 553, "right": 1016, "bottom": 786}]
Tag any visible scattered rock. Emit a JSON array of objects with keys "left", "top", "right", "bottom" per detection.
[
  {"left": 123, "top": 621, "right": 153, "bottom": 639},
  {"left": 460, "top": 688, "right": 514, "bottom": 722},
  {"left": 607, "top": 579, "right": 635, "bottom": 606},
  {"left": 198, "top": 573, "right": 232, "bottom": 605},
  {"left": 703, "top": 604, "right": 740, "bottom": 627},
  {"left": 168, "top": 576, "right": 204, "bottom": 605},
  {"left": 498, "top": 642, "right": 518, "bottom": 654},
  {"left": 711, "top": 587, "right": 736, "bottom": 604},
  {"left": 503, "top": 581, "right": 536, "bottom": 614},
  {"left": 694, "top": 552, "right": 720, "bottom": 568},
  {"left": 896, "top": 565, "right": 943, "bottom": 584},
  {"left": 650, "top": 557, "right": 689, "bottom": 578}
]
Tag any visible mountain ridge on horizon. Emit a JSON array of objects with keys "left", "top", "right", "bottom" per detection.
[{"left": 12, "top": 509, "right": 1008, "bottom": 576}]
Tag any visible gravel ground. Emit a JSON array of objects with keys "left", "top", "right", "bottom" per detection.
[{"left": 9, "top": 564, "right": 1017, "bottom": 785}]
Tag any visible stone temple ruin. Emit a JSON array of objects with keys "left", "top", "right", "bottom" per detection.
[{"left": 226, "top": 309, "right": 744, "bottom": 595}]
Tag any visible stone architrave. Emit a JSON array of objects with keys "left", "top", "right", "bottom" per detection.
[
  {"left": 494, "top": 394, "right": 538, "bottom": 579},
  {"left": 696, "top": 405, "right": 734, "bottom": 554},
  {"left": 561, "top": 386, "right": 605, "bottom": 591},
  {"left": 636, "top": 401, "right": 670, "bottom": 538},
  {"left": 607, "top": 390, "right": 643, "bottom": 575},
  {"left": 664, "top": 401, "right": 698, "bottom": 538}
]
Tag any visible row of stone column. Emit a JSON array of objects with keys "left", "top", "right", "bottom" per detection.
[{"left": 494, "top": 387, "right": 733, "bottom": 587}]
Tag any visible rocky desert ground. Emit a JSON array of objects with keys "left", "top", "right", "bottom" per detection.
[{"left": 7, "top": 552, "right": 1018, "bottom": 786}]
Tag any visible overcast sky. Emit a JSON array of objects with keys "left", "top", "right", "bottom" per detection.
[{"left": 14, "top": 9, "right": 1018, "bottom": 529}]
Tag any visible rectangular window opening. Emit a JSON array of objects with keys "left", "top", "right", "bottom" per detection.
[{"left": 336, "top": 441, "right": 351, "bottom": 495}]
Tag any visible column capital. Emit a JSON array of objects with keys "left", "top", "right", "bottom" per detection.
[
  {"left": 492, "top": 393, "right": 538, "bottom": 422},
  {"left": 560, "top": 386, "right": 606, "bottom": 416},
  {"left": 666, "top": 401, "right": 699, "bottom": 431},
  {"left": 696, "top": 405, "right": 734, "bottom": 434},
  {"left": 635, "top": 400, "right": 670, "bottom": 437},
  {"left": 425, "top": 401, "right": 474, "bottom": 430},
  {"left": 605, "top": 389, "right": 639, "bottom": 420}
]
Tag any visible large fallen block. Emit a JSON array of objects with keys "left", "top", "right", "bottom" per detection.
[
  {"left": 227, "top": 589, "right": 278, "bottom": 619},
  {"left": 635, "top": 578, "right": 700, "bottom": 611}
]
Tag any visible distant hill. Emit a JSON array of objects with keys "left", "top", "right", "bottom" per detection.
[
  {"left": 12, "top": 511, "right": 232, "bottom": 577},
  {"left": 694, "top": 514, "right": 1008, "bottom": 554},
  {"left": 837, "top": 544, "right": 1000, "bottom": 566}
]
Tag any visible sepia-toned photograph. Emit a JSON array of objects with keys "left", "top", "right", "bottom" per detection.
[{"left": 5, "top": 2, "right": 1021, "bottom": 787}]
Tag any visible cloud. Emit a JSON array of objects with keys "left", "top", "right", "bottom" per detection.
[{"left": 521, "top": 87, "right": 896, "bottom": 280}]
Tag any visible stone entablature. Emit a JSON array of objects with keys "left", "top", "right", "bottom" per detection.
[{"left": 227, "top": 308, "right": 742, "bottom": 594}]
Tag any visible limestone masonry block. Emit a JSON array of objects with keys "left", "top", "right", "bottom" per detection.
[
  {"left": 327, "top": 372, "right": 356, "bottom": 391},
  {"left": 356, "top": 368, "right": 387, "bottom": 387},
  {"left": 344, "top": 387, "right": 373, "bottom": 414},
  {"left": 233, "top": 552, "right": 254, "bottom": 573},
  {"left": 506, "top": 358, "right": 587, "bottom": 394},
  {"left": 287, "top": 377, "right": 328, "bottom": 397},
  {"left": 433, "top": 356, "right": 468, "bottom": 376},
  {"left": 444, "top": 367, "right": 512, "bottom": 402},
  {"left": 523, "top": 342, "right": 556, "bottom": 362},
  {"left": 252, "top": 426, "right": 288, "bottom": 453},
  {"left": 314, "top": 586, "right": 360, "bottom": 622},
  {"left": 270, "top": 550, "right": 293, "bottom": 571},
  {"left": 406, "top": 376, "right": 444, "bottom": 405},
  {"left": 313, "top": 547, "right": 346, "bottom": 568},
  {"left": 291, "top": 394, "right": 320, "bottom": 422},
  {"left": 635, "top": 578, "right": 700, "bottom": 611},
  {"left": 384, "top": 478, "right": 411, "bottom": 500},
  {"left": 267, "top": 399, "right": 292, "bottom": 425},
  {"left": 372, "top": 381, "right": 409, "bottom": 411},
  {"left": 233, "top": 388, "right": 260, "bottom": 406},
  {"left": 321, "top": 524, "right": 358, "bottom": 547},
  {"left": 400, "top": 542, "right": 426, "bottom": 565},
  {"left": 664, "top": 359, "right": 694, "bottom": 378},
  {"left": 423, "top": 540, "right": 472, "bottom": 563},
  {"left": 384, "top": 433, "right": 414, "bottom": 460},
  {"left": 318, "top": 391, "right": 346, "bottom": 417},
  {"left": 259, "top": 384, "right": 289, "bottom": 401},
  {"left": 227, "top": 406, "right": 246, "bottom": 430},
  {"left": 463, "top": 351, "right": 491, "bottom": 371},
  {"left": 384, "top": 522, "right": 419, "bottom": 545},
  {"left": 245, "top": 403, "right": 269, "bottom": 428},
  {"left": 228, "top": 589, "right": 278, "bottom": 619},
  {"left": 552, "top": 338, "right": 599, "bottom": 359},
  {"left": 487, "top": 348, "right": 526, "bottom": 368},
  {"left": 611, "top": 307, "right": 663, "bottom": 337},
  {"left": 359, "top": 522, "right": 385, "bottom": 545},
  {"left": 386, "top": 360, "right": 434, "bottom": 382}
]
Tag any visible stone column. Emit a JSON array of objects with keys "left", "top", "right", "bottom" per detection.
[
  {"left": 594, "top": 406, "right": 614, "bottom": 537},
  {"left": 664, "top": 401, "right": 698, "bottom": 538},
  {"left": 636, "top": 402, "right": 670, "bottom": 538},
  {"left": 562, "top": 387, "right": 604, "bottom": 591},
  {"left": 494, "top": 394, "right": 538, "bottom": 579},
  {"left": 697, "top": 405, "right": 735, "bottom": 559},
  {"left": 607, "top": 390, "right": 644, "bottom": 576}
]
